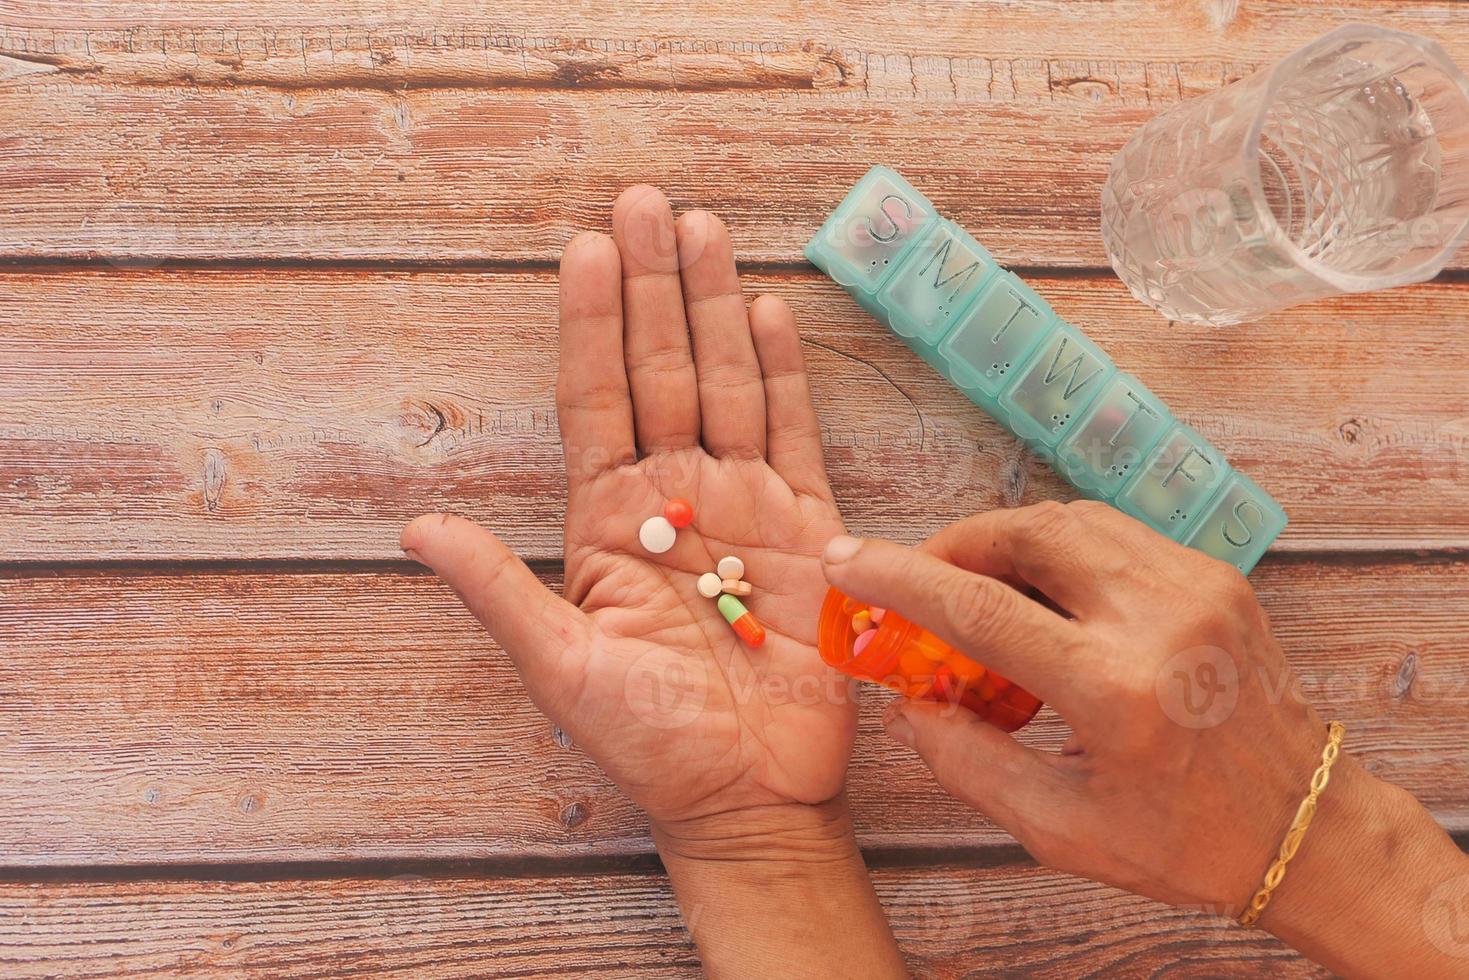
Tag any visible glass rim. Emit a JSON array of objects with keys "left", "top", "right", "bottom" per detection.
[{"left": 1242, "top": 22, "right": 1469, "bottom": 292}]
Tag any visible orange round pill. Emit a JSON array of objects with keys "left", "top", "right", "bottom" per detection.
[
  {"left": 899, "top": 647, "right": 937, "bottom": 681},
  {"left": 944, "top": 652, "right": 986, "bottom": 685},
  {"left": 664, "top": 498, "right": 694, "bottom": 528}
]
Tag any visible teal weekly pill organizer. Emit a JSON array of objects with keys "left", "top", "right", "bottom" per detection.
[{"left": 805, "top": 167, "right": 1287, "bottom": 573}]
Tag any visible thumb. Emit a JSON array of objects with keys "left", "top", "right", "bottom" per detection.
[
  {"left": 401, "top": 514, "right": 591, "bottom": 694},
  {"left": 884, "top": 698, "right": 1066, "bottom": 838}
]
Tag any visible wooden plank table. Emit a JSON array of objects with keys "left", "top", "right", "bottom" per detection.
[{"left": 2, "top": 2, "right": 1466, "bottom": 975}]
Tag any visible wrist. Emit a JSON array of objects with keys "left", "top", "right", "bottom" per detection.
[
  {"left": 651, "top": 796, "right": 860, "bottom": 868},
  {"left": 651, "top": 796, "right": 907, "bottom": 980},
  {"left": 1257, "top": 756, "right": 1468, "bottom": 975},
  {"left": 1255, "top": 756, "right": 1393, "bottom": 934}
]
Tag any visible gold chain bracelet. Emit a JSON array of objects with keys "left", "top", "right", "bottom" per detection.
[{"left": 1237, "top": 721, "right": 1346, "bottom": 928}]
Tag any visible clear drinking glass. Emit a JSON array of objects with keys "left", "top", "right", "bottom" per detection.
[{"left": 1101, "top": 24, "right": 1469, "bottom": 326}]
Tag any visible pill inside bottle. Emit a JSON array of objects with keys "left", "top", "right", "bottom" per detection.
[{"left": 815, "top": 586, "right": 1041, "bottom": 732}]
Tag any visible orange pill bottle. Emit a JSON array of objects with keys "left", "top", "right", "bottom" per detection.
[{"left": 816, "top": 587, "right": 1042, "bottom": 732}]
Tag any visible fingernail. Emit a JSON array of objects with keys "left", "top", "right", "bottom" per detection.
[
  {"left": 822, "top": 535, "right": 862, "bottom": 564},
  {"left": 883, "top": 702, "right": 914, "bottom": 748}
]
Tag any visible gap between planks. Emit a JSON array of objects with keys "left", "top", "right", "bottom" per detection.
[
  {"left": 3, "top": 548, "right": 1469, "bottom": 580},
  {"left": 2, "top": 256, "right": 1466, "bottom": 285},
  {"left": 0, "top": 844, "right": 1030, "bottom": 885},
  {"left": 1, "top": 836, "right": 1464, "bottom": 887},
  {"left": 0, "top": 255, "right": 1118, "bottom": 281}
]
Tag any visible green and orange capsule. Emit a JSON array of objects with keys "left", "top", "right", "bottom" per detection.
[{"left": 718, "top": 594, "right": 765, "bottom": 648}]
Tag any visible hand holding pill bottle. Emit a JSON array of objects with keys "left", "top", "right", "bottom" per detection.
[
  {"left": 818, "top": 587, "right": 1041, "bottom": 732},
  {"left": 821, "top": 500, "right": 1469, "bottom": 979}
]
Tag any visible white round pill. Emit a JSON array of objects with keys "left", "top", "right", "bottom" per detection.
[
  {"left": 639, "top": 516, "right": 677, "bottom": 554},
  {"left": 696, "top": 572, "right": 723, "bottom": 599},
  {"left": 716, "top": 555, "right": 744, "bottom": 580}
]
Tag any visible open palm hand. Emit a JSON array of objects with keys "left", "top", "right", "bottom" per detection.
[{"left": 403, "top": 186, "right": 854, "bottom": 830}]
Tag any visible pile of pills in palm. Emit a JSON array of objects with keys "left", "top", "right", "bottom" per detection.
[
  {"left": 695, "top": 555, "right": 744, "bottom": 598},
  {"left": 697, "top": 556, "right": 763, "bottom": 647},
  {"left": 639, "top": 499, "right": 765, "bottom": 648}
]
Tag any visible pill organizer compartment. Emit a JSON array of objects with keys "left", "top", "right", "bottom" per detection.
[
  {"left": 998, "top": 322, "right": 1117, "bottom": 449},
  {"left": 876, "top": 220, "right": 1000, "bottom": 344},
  {"left": 1117, "top": 423, "right": 1233, "bottom": 539},
  {"left": 1055, "top": 374, "right": 1173, "bottom": 498},
  {"left": 817, "top": 586, "right": 1043, "bottom": 733},
  {"left": 1181, "top": 472, "right": 1289, "bottom": 572},
  {"left": 937, "top": 272, "right": 1058, "bottom": 409},
  {"left": 804, "top": 168, "right": 938, "bottom": 291}
]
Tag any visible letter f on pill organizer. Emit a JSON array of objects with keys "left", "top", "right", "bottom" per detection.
[{"left": 805, "top": 166, "right": 1287, "bottom": 574}]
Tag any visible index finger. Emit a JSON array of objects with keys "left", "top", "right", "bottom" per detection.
[
  {"left": 920, "top": 502, "right": 1134, "bottom": 622},
  {"left": 821, "top": 534, "right": 1087, "bottom": 709}
]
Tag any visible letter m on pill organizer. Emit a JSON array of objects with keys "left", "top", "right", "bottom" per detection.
[{"left": 806, "top": 166, "right": 1287, "bottom": 575}]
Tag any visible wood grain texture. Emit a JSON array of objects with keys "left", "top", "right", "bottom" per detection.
[
  {"left": 1, "top": 556, "right": 1462, "bottom": 866},
  {"left": 0, "top": 865, "right": 1329, "bottom": 979},
  {"left": 2, "top": 269, "right": 1467, "bottom": 560},
  {"left": 2, "top": 2, "right": 1467, "bottom": 268},
  {"left": 0, "top": 85, "right": 1182, "bottom": 267},
  {"left": 4, "top": 1, "right": 1466, "bottom": 90},
  {"left": 3, "top": 2, "right": 1467, "bottom": 972}
]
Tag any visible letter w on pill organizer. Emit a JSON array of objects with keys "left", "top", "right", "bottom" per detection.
[{"left": 805, "top": 166, "right": 1287, "bottom": 574}]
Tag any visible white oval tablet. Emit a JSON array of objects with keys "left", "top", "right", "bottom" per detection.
[
  {"left": 696, "top": 572, "right": 723, "bottom": 599},
  {"left": 639, "top": 516, "right": 677, "bottom": 554},
  {"left": 716, "top": 555, "right": 744, "bottom": 580}
]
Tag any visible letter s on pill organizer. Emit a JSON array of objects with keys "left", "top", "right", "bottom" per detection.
[{"left": 805, "top": 166, "right": 1287, "bottom": 575}]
